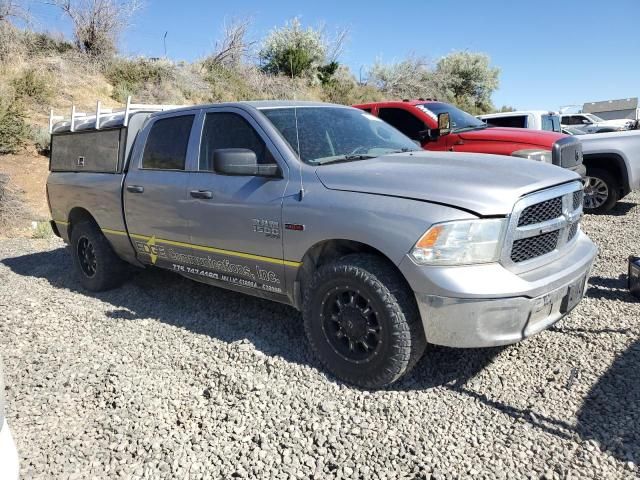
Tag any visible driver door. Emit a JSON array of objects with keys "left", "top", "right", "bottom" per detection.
[{"left": 183, "top": 107, "right": 290, "bottom": 297}]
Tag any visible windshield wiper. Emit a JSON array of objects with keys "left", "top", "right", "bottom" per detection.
[
  {"left": 386, "top": 148, "right": 421, "bottom": 154},
  {"left": 315, "top": 154, "right": 378, "bottom": 166}
]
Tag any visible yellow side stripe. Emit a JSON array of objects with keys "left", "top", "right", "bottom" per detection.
[
  {"left": 103, "top": 228, "right": 302, "bottom": 268},
  {"left": 53, "top": 219, "right": 69, "bottom": 226},
  {"left": 101, "top": 228, "right": 129, "bottom": 237}
]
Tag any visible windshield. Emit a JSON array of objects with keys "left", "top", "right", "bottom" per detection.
[
  {"left": 416, "top": 102, "right": 487, "bottom": 132},
  {"left": 261, "top": 107, "right": 419, "bottom": 165},
  {"left": 585, "top": 113, "right": 605, "bottom": 123}
]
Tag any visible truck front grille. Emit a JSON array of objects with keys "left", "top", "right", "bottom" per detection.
[
  {"left": 573, "top": 190, "right": 583, "bottom": 210},
  {"left": 503, "top": 182, "right": 583, "bottom": 272},
  {"left": 518, "top": 197, "right": 562, "bottom": 226},
  {"left": 511, "top": 230, "right": 560, "bottom": 263}
]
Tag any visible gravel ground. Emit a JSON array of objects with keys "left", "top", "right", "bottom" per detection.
[{"left": 1, "top": 194, "right": 639, "bottom": 480}]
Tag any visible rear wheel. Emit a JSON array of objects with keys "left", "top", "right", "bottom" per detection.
[
  {"left": 583, "top": 168, "right": 619, "bottom": 214},
  {"left": 303, "top": 254, "right": 426, "bottom": 389},
  {"left": 70, "top": 220, "right": 130, "bottom": 291}
]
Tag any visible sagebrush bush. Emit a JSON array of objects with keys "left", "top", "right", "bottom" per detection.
[
  {"left": 12, "top": 68, "right": 53, "bottom": 104},
  {"left": 0, "top": 95, "right": 30, "bottom": 154},
  {"left": 105, "top": 58, "right": 177, "bottom": 102},
  {"left": 31, "top": 126, "right": 51, "bottom": 154},
  {"left": 0, "top": 174, "right": 27, "bottom": 229},
  {"left": 24, "top": 31, "right": 75, "bottom": 56}
]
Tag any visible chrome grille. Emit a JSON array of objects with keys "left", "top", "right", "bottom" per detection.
[
  {"left": 511, "top": 230, "right": 560, "bottom": 263},
  {"left": 568, "top": 222, "right": 579, "bottom": 241},
  {"left": 502, "top": 182, "right": 584, "bottom": 272},
  {"left": 518, "top": 197, "right": 562, "bottom": 226},
  {"left": 552, "top": 136, "right": 583, "bottom": 169},
  {"left": 573, "top": 190, "right": 583, "bottom": 210}
]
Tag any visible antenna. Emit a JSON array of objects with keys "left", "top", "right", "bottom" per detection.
[
  {"left": 293, "top": 108, "right": 304, "bottom": 201},
  {"left": 163, "top": 31, "right": 168, "bottom": 57}
]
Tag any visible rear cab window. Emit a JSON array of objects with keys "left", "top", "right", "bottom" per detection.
[
  {"left": 484, "top": 115, "right": 528, "bottom": 128},
  {"left": 142, "top": 115, "right": 195, "bottom": 170}
]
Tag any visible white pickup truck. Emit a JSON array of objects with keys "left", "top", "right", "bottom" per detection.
[
  {"left": 580, "top": 130, "right": 640, "bottom": 212},
  {"left": 560, "top": 113, "right": 634, "bottom": 134}
]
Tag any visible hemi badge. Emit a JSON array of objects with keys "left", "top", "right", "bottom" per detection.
[{"left": 285, "top": 223, "right": 305, "bottom": 231}]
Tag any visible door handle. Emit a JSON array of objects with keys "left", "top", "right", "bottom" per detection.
[
  {"left": 127, "top": 185, "right": 144, "bottom": 194},
  {"left": 190, "top": 190, "right": 213, "bottom": 200}
]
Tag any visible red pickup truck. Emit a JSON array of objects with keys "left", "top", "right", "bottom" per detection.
[{"left": 353, "top": 99, "right": 586, "bottom": 178}]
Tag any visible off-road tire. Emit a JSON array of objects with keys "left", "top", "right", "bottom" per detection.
[
  {"left": 70, "top": 220, "right": 130, "bottom": 292},
  {"left": 584, "top": 168, "right": 619, "bottom": 214},
  {"left": 303, "top": 254, "right": 427, "bottom": 389}
]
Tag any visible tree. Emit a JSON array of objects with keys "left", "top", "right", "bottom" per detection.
[
  {"left": 48, "top": 0, "right": 142, "bottom": 57},
  {"left": 0, "top": 0, "right": 30, "bottom": 24},
  {"left": 259, "top": 17, "right": 348, "bottom": 80},
  {"left": 432, "top": 51, "right": 499, "bottom": 114},
  {"left": 205, "top": 17, "right": 255, "bottom": 70},
  {"left": 366, "top": 56, "right": 439, "bottom": 99}
]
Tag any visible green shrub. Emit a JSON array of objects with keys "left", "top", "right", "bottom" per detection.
[
  {"left": 31, "top": 126, "right": 51, "bottom": 154},
  {"left": 12, "top": 69, "right": 53, "bottom": 104},
  {"left": 0, "top": 97, "right": 30, "bottom": 154},
  {"left": 0, "top": 174, "right": 27, "bottom": 229},
  {"left": 259, "top": 18, "right": 327, "bottom": 78},
  {"left": 32, "top": 220, "right": 53, "bottom": 239},
  {"left": 25, "top": 32, "right": 75, "bottom": 56},
  {"left": 105, "top": 58, "right": 176, "bottom": 102}
]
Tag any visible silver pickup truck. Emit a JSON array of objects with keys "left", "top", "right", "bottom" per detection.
[{"left": 47, "top": 101, "right": 598, "bottom": 388}]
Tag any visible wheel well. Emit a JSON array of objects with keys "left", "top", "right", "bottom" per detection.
[
  {"left": 295, "top": 239, "right": 408, "bottom": 308},
  {"left": 67, "top": 207, "right": 98, "bottom": 236},
  {"left": 583, "top": 153, "right": 630, "bottom": 196}
]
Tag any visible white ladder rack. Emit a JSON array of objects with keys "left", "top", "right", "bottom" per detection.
[{"left": 49, "top": 96, "right": 186, "bottom": 133}]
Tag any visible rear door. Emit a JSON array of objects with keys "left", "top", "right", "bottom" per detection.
[
  {"left": 183, "top": 107, "right": 290, "bottom": 297},
  {"left": 123, "top": 110, "right": 199, "bottom": 265}
]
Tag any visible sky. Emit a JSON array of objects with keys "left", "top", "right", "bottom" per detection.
[{"left": 24, "top": 0, "right": 640, "bottom": 111}]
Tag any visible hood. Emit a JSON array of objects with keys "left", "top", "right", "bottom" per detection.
[
  {"left": 458, "top": 126, "right": 565, "bottom": 148},
  {"left": 596, "top": 119, "right": 632, "bottom": 127},
  {"left": 316, "top": 151, "right": 580, "bottom": 216}
]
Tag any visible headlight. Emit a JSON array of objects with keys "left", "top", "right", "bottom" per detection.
[
  {"left": 512, "top": 149, "right": 552, "bottom": 163},
  {"left": 411, "top": 219, "right": 507, "bottom": 265}
]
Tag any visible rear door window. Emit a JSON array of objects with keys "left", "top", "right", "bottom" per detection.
[
  {"left": 485, "top": 115, "right": 527, "bottom": 128},
  {"left": 378, "top": 108, "right": 426, "bottom": 140},
  {"left": 142, "top": 115, "right": 194, "bottom": 170}
]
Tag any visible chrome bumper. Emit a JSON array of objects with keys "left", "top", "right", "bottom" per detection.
[
  {"left": 0, "top": 420, "right": 19, "bottom": 480},
  {"left": 402, "top": 232, "right": 598, "bottom": 348}
]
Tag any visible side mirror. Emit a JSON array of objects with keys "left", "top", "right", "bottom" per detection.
[
  {"left": 418, "top": 112, "right": 452, "bottom": 143},
  {"left": 437, "top": 112, "right": 451, "bottom": 135},
  {"left": 213, "top": 149, "right": 280, "bottom": 177},
  {"left": 582, "top": 119, "right": 591, "bottom": 125}
]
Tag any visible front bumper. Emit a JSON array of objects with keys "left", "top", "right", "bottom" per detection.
[
  {"left": 0, "top": 420, "right": 19, "bottom": 480},
  {"left": 401, "top": 232, "right": 597, "bottom": 348}
]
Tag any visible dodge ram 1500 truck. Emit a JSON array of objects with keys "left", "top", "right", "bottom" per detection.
[
  {"left": 47, "top": 101, "right": 598, "bottom": 388},
  {"left": 353, "top": 100, "right": 586, "bottom": 177}
]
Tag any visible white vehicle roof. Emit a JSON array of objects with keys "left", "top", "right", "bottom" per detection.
[{"left": 478, "top": 110, "right": 557, "bottom": 119}]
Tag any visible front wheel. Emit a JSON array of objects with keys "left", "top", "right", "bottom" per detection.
[
  {"left": 70, "top": 220, "right": 130, "bottom": 291},
  {"left": 583, "top": 168, "right": 619, "bottom": 214},
  {"left": 303, "top": 254, "right": 426, "bottom": 389}
]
